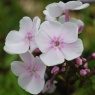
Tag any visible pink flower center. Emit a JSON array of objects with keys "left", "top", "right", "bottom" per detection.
[
  {"left": 54, "top": 41, "right": 60, "bottom": 47},
  {"left": 27, "top": 65, "right": 37, "bottom": 75},
  {"left": 26, "top": 32, "right": 32, "bottom": 41},
  {"left": 24, "top": 32, "right": 33, "bottom": 45},
  {"left": 50, "top": 37, "right": 64, "bottom": 49}
]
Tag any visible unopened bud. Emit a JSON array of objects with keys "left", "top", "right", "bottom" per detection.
[
  {"left": 51, "top": 66, "right": 59, "bottom": 74},
  {"left": 34, "top": 48, "right": 41, "bottom": 52},
  {"left": 76, "top": 57, "right": 82, "bottom": 67},
  {"left": 80, "top": 69, "right": 87, "bottom": 76},
  {"left": 85, "top": 68, "right": 90, "bottom": 73},
  {"left": 82, "top": 58, "right": 87, "bottom": 62},
  {"left": 84, "top": 62, "right": 88, "bottom": 69},
  {"left": 61, "top": 67, "right": 66, "bottom": 72},
  {"left": 92, "top": 53, "right": 95, "bottom": 59}
]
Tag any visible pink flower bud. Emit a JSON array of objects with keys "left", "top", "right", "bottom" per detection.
[
  {"left": 34, "top": 48, "right": 41, "bottom": 53},
  {"left": 82, "top": 58, "right": 87, "bottom": 62},
  {"left": 84, "top": 62, "right": 88, "bottom": 69},
  {"left": 92, "top": 53, "right": 95, "bottom": 59},
  {"left": 76, "top": 57, "right": 82, "bottom": 67},
  {"left": 78, "top": 25, "right": 83, "bottom": 34},
  {"left": 80, "top": 69, "right": 87, "bottom": 76},
  {"left": 51, "top": 66, "right": 59, "bottom": 74},
  {"left": 85, "top": 68, "right": 90, "bottom": 73},
  {"left": 61, "top": 67, "right": 66, "bottom": 72}
]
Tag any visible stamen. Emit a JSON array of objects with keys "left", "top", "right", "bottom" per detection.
[{"left": 54, "top": 41, "right": 60, "bottom": 46}]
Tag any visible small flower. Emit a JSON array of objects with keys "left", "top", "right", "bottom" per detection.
[
  {"left": 42, "top": 80, "right": 57, "bottom": 94},
  {"left": 4, "top": 16, "right": 41, "bottom": 54},
  {"left": 36, "top": 21, "right": 83, "bottom": 66},
  {"left": 44, "top": 1, "right": 89, "bottom": 17},
  {"left": 59, "top": 15, "right": 84, "bottom": 34},
  {"left": 11, "top": 51, "right": 46, "bottom": 94}
]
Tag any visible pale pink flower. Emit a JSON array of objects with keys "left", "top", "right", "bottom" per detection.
[
  {"left": 44, "top": 1, "right": 89, "bottom": 17},
  {"left": 59, "top": 15, "right": 84, "bottom": 34},
  {"left": 36, "top": 21, "right": 83, "bottom": 66},
  {"left": 4, "top": 16, "right": 41, "bottom": 54},
  {"left": 11, "top": 51, "right": 46, "bottom": 94}
]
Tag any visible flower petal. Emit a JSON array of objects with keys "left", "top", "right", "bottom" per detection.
[
  {"left": 70, "top": 18, "right": 84, "bottom": 34},
  {"left": 40, "top": 48, "right": 64, "bottom": 66},
  {"left": 46, "top": 3, "right": 63, "bottom": 17},
  {"left": 5, "top": 30, "right": 24, "bottom": 43},
  {"left": 73, "top": 3, "right": 90, "bottom": 10},
  {"left": 58, "top": 15, "right": 65, "bottom": 24},
  {"left": 61, "top": 39, "right": 83, "bottom": 60},
  {"left": 59, "top": 16, "right": 84, "bottom": 34},
  {"left": 61, "top": 22, "right": 78, "bottom": 43},
  {"left": 36, "top": 29, "right": 51, "bottom": 53},
  {"left": 19, "top": 16, "right": 33, "bottom": 34},
  {"left": 65, "top": 1, "right": 82, "bottom": 10},
  {"left": 40, "top": 21, "right": 61, "bottom": 39},
  {"left": 32, "top": 16, "right": 41, "bottom": 35},
  {"left": 4, "top": 41, "right": 29, "bottom": 54},
  {"left": 18, "top": 72, "right": 32, "bottom": 90},
  {"left": 11, "top": 61, "right": 26, "bottom": 76},
  {"left": 26, "top": 74, "right": 45, "bottom": 94},
  {"left": 34, "top": 57, "right": 46, "bottom": 78},
  {"left": 19, "top": 51, "right": 35, "bottom": 66},
  {"left": 43, "top": 10, "right": 57, "bottom": 21},
  {"left": 19, "top": 73, "right": 45, "bottom": 94},
  {"left": 30, "top": 39, "right": 38, "bottom": 52}
]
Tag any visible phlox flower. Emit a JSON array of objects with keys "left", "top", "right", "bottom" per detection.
[
  {"left": 44, "top": 1, "right": 89, "bottom": 17},
  {"left": 36, "top": 21, "right": 83, "bottom": 66},
  {"left": 58, "top": 15, "right": 84, "bottom": 34},
  {"left": 11, "top": 51, "right": 46, "bottom": 94},
  {"left": 4, "top": 16, "right": 40, "bottom": 54}
]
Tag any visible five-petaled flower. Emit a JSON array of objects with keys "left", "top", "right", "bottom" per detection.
[
  {"left": 4, "top": 16, "right": 41, "bottom": 54},
  {"left": 36, "top": 21, "right": 83, "bottom": 66},
  {"left": 11, "top": 51, "right": 46, "bottom": 94}
]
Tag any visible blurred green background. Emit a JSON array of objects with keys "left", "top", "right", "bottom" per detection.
[{"left": 0, "top": 0, "right": 95, "bottom": 95}]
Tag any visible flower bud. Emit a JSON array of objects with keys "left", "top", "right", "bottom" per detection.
[
  {"left": 34, "top": 48, "right": 41, "bottom": 53},
  {"left": 61, "top": 67, "right": 66, "bottom": 72},
  {"left": 82, "top": 58, "right": 87, "bottom": 62},
  {"left": 84, "top": 62, "right": 88, "bottom": 69},
  {"left": 75, "top": 57, "right": 82, "bottom": 67},
  {"left": 80, "top": 69, "right": 87, "bottom": 76},
  {"left": 85, "top": 68, "right": 90, "bottom": 73},
  {"left": 51, "top": 66, "right": 59, "bottom": 74},
  {"left": 92, "top": 53, "right": 95, "bottom": 59}
]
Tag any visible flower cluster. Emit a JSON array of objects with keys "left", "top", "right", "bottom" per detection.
[{"left": 4, "top": 1, "right": 95, "bottom": 95}]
